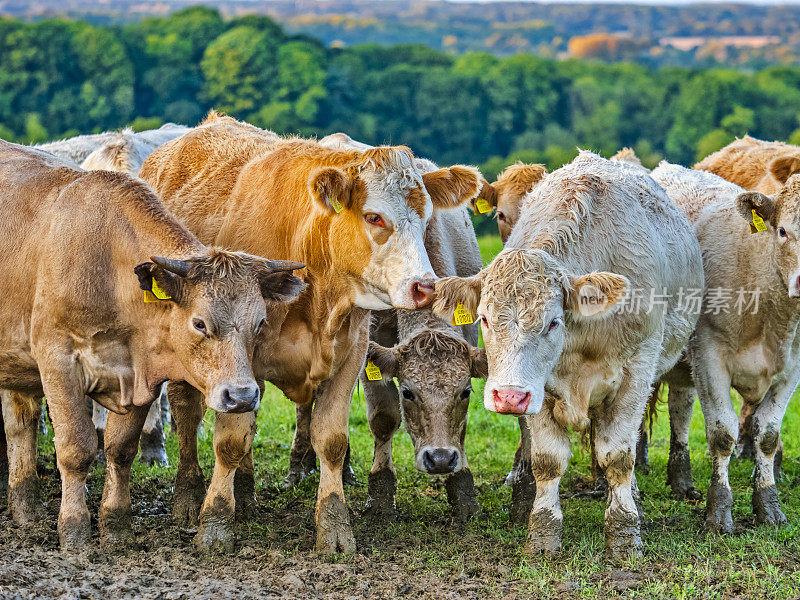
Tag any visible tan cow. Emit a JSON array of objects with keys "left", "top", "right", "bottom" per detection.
[
  {"left": 313, "top": 134, "right": 486, "bottom": 520},
  {"left": 694, "top": 135, "right": 800, "bottom": 195},
  {"left": 0, "top": 140, "right": 304, "bottom": 550},
  {"left": 140, "top": 114, "right": 481, "bottom": 553},
  {"left": 653, "top": 161, "right": 798, "bottom": 531},
  {"left": 433, "top": 152, "right": 703, "bottom": 558}
]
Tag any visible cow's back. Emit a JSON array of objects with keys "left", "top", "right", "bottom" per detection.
[{"left": 694, "top": 136, "right": 800, "bottom": 194}]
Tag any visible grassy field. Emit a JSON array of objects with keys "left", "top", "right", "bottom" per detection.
[{"left": 31, "top": 234, "right": 800, "bottom": 598}]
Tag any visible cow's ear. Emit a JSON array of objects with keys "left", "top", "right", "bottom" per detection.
[
  {"left": 566, "top": 272, "right": 629, "bottom": 320},
  {"left": 134, "top": 261, "right": 182, "bottom": 304},
  {"left": 769, "top": 156, "right": 800, "bottom": 186},
  {"left": 256, "top": 260, "right": 307, "bottom": 303},
  {"left": 495, "top": 162, "right": 547, "bottom": 197},
  {"left": 366, "top": 341, "right": 398, "bottom": 379},
  {"left": 433, "top": 273, "right": 483, "bottom": 325},
  {"left": 423, "top": 166, "right": 481, "bottom": 209},
  {"left": 737, "top": 191, "right": 775, "bottom": 229},
  {"left": 310, "top": 167, "right": 353, "bottom": 213},
  {"left": 469, "top": 346, "right": 488, "bottom": 379}
]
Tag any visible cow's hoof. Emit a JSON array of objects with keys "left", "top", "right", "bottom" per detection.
[
  {"left": 753, "top": 485, "right": 786, "bottom": 526},
  {"left": 195, "top": 502, "right": 235, "bottom": 553},
  {"left": 316, "top": 493, "right": 355, "bottom": 555},
  {"left": 342, "top": 464, "right": 361, "bottom": 487},
  {"left": 705, "top": 482, "right": 734, "bottom": 533},
  {"left": 510, "top": 470, "right": 535, "bottom": 526},
  {"left": 9, "top": 477, "right": 39, "bottom": 526},
  {"left": 604, "top": 508, "right": 642, "bottom": 560},
  {"left": 58, "top": 514, "right": 91, "bottom": 551},
  {"left": 525, "top": 510, "right": 563, "bottom": 555},
  {"left": 234, "top": 469, "right": 256, "bottom": 519},
  {"left": 363, "top": 469, "right": 396, "bottom": 523},
  {"left": 172, "top": 469, "right": 205, "bottom": 527},
  {"left": 283, "top": 459, "right": 316, "bottom": 489},
  {"left": 99, "top": 508, "right": 134, "bottom": 550},
  {"left": 735, "top": 436, "right": 754, "bottom": 461},
  {"left": 669, "top": 482, "right": 702, "bottom": 501},
  {"left": 446, "top": 469, "right": 479, "bottom": 523}
]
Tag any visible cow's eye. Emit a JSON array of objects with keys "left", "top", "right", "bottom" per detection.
[
  {"left": 779, "top": 227, "right": 788, "bottom": 238},
  {"left": 254, "top": 318, "right": 266, "bottom": 335},
  {"left": 460, "top": 387, "right": 472, "bottom": 400},
  {"left": 192, "top": 317, "right": 208, "bottom": 335},
  {"left": 478, "top": 314, "right": 488, "bottom": 326},
  {"left": 401, "top": 387, "right": 414, "bottom": 401},
  {"left": 497, "top": 211, "right": 506, "bottom": 222},
  {"left": 546, "top": 317, "right": 562, "bottom": 334},
  {"left": 364, "top": 213, "right": 386, "bottom": 228}
]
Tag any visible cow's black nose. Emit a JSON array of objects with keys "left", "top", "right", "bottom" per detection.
[
  {"left": 422, "top": 448, "right": 459, "bottom": 474},
  {"left": 221, "top": 384, "right": 260, "bottom": 413}
]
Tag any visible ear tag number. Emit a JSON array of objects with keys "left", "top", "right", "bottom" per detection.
[
  {"left": 145, "top": 277, "right": 171, "bottom": 303},
  {"left": 751, "top": 209, "right": 767, "bottom": 234},
  {"left": 452, "top": 302, "right": 474, "bottom": 326},
  {"left": 475, "top": 197, "right": 491, "bottom": 214},
  {"left": 331, "top": 198, "right": 344, "bottom": 213},
  {"left": 365, "top": 360, "right": 382, "bottom": 381}
]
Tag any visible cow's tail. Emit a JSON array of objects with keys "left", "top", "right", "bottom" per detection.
[{"left": 647, "top": 381, "right": 667, "bottom": 436}]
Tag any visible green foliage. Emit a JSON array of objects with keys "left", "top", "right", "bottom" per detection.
[{"left": 2, "top": 10, "right": 800, "bottom": 172}]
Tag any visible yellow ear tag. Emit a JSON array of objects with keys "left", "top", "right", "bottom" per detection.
[
  {"left": 144, "top": 277, "right": 172, "bottom": 303},
  {"left": 750, "top": 209, "right": 767, "bottom": 234},
  {"left": 365, "top": 360, "right": 382, "bottom": 381},
  {"left": 330, "top": 198, "right": 343, "bottom": 214},
  {"left": 451, "top": 302, "right": 474, "bottom": 326},
  {"left": 475, "top": 197, "right": 491, "bottom": 214}
]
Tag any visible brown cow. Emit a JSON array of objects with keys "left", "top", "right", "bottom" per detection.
[
  {"left": 0, "top": 140, "right": 305, "bottom": 550},
  {"left": 140, "top": 114, "right": 481, "bottom": 553}
]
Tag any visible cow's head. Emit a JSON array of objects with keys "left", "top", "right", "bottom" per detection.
[
  {"left": 366, "top": 330, "right": 486, "bottom": 474},
  {"left": 312, "top": 146, "right": 481, "bottom": 310},
  {"left": 491, "top": 162, "right": 548, "bottom": 243},
  {"left": 135, "top": 249, "right": 305, "bottom": 412},
  {"left": 738, "top": 175, "right": 800, "bottom": 297},
  {"left": 433, "top": 249, "right": 628, "bottom": 415}
]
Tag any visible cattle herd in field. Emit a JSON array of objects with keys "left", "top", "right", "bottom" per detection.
[{"left": 0, "top": 113, "right": 798, "bottom": 560}]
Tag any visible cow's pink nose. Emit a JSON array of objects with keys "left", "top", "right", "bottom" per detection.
[
  {"left": 492, "top": 389, "right": 531, "bottom": 414},
  {"left": 411, "top": 280, "right": 435, "bottom": 308}
]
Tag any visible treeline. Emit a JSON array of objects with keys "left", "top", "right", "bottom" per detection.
[{"left": 3, "top": 6, "right": 800, "bottom": 177}]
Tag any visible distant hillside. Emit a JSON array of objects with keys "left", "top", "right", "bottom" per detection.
[{"left": 5, "top": 1, "right": 800, "bottom": 67}]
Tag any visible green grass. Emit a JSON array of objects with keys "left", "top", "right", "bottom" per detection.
[{"left": 118, "top": 234, "right": 799, "bottom": 599}]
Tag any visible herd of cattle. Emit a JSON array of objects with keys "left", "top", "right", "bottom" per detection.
[{"left": 0, "top": 113, "right": 798, "bottom": 561}]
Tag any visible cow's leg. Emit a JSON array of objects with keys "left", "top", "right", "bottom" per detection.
[
  {"left": 170, "top": 382, "right": 206, "bottom": 527},
  {"left": 446, "top": 412, "right": 479, "bottom": 523},
  {"left": 312, "top": 317, "right": 369, "bottom": 555},
  {"left": 692, "top": 344, "right": 736, "bottom": 533},
  {"left": 363, "top": 373, "right": 400, "bottom": 521},
  {"left": 750, "top": 381, "right": 794, "bottom": 526},
  {"left": 594, "top": 363, "right": 654, "bottom": 559},
  {"left": 666, "top": 387, "right": 701, "bottom": 500},
  {"left": 737, "top": 399, "right": 756, "bottom": 460},
  {"left": 524, "top": 406, "right": 570, "bottom": 555},
  {"left": 195, "top": 410, "right": 256, "bottom": 551},
  {"left": 100, "top": 403, "right": 149, "bottom": 545},
  {"left": 138, "top": 394, "right": 168, "bottom": 467},
  {"left": 232, "top": 384, "right": 261, "bottom": 520},
  {"left": 92, "top": 401, "right": 109, "bottom": 464},
  {"left": 40, "top": 359, "right": 96, "bottom": 550},
  {"left": 284, "top": 402, "right": 316, "bottom": 487},
  {"left": 634, "top": 421, "right": 649, "bottom": 474},
  {"left": 1, "top": 391, "right": 41, "bottom": 524},
  {"left": 509, "top": 416, "right": 535, "bottom": 526}
]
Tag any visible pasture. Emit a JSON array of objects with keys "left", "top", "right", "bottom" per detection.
[{"left": 0, "top": 234, "right": 797, "bottom": 600}]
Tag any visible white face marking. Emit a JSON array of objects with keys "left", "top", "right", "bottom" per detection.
[{"left": 356, "top": 167, "right": 436, "bottom": 310}]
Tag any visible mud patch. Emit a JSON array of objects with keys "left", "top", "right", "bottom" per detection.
[
  {"left": 667, "top": 443, "right": 701, "bottom": 501},
  {"left": 526, "top": 509, "right": 563, "bottom": 554},
  {"left": 530, "top": 453, "right": 561, "bottom": 481},
  {"left": 709, "top": 428, "right": 734, "bottom": 457},
  {"left": 323, "top": 434, "right": 348, "bottom": 468},
  {"left": 603, "top": 450, "right": 634, "bottom": 487},
  {"left": 365, "top": 468, "right": 397, "bottom": 520},
  {"left": 752, "top": 484, "right": 786, "bottom": 526}
]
